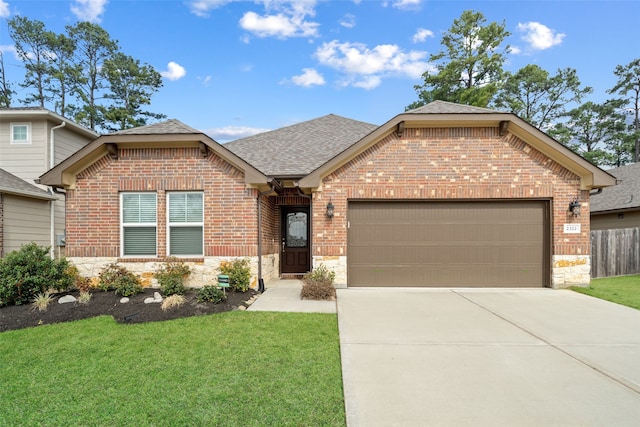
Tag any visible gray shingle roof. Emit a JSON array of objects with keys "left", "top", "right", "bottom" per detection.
[
  {"left": 591, "top": 163, "right": 640, "bottom": 213},
  {"left": 225, "top": 114, "right": 378, "bottom": 177},
  {"left": 405, "top": 100, "right": 502, "bottom": 114},
  {"left": 110, "top": 119, "right": 201, "bottom": 135},
  {"left": 0, "top": 169, "right": 55, "bottom": 200}
]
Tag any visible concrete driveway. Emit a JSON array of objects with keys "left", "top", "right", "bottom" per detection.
[{"left": 337, "top": 288, "right": 640, "bottom": 426}]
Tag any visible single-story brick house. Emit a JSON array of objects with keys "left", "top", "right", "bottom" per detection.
[{"left": 38, "top": 101, "right": 615, "bottom": 288}]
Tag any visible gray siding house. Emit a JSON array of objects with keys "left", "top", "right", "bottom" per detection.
[{"left": 0, "top": 108, "right": 97, "bottom": 256}]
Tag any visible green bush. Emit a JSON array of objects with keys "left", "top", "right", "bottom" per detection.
[
  {"left": 0, "top": 243, "right": 73, "bottom": 307},
  {"left": 197, "top": 285, "right": 227, "bottom": 304},
  {"left": 219, "top": 258, "right": 251, "bottom": 292},
  {"left": 155, "top": 258, "right": 191, "bottom": 296},
  {"left": 98, "top": 263, "right": 142, "bottom": 297},
  {"left": 301, "top": 264, "right": 336, "bottom": 301}
]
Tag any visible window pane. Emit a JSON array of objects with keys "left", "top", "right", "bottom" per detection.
[
  {"left": 12, "top": 125, "right": 28, "bottom": 142},
  {"left": 169, "top": 193, "right": 187, "bottom": 223},
  {"left": 124, "top": 227, "right": 156, "bottom": 256},
  {"left": 169, "top": 193, "right": 203, "bottom": 223},
  {"left": 170, "top": 226, "right": 203, "bottom": 255},
  {"left": 186, "top": 193, "right": 203, "bottom": 222},
  {"left": 123, "top": 193, "right": 156, "bottom": 223}
]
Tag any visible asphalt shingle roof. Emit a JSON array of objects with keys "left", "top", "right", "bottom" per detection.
[
  {"left": 225, "top": 114, "right": 378, "bottom": 177},
  {"left": 0, "top": 169, "right": 55, "bottom": 199},
  {"left": 590, "top": 163, "right": 640, "bottom": 213},
  {"left": 111, "top": 119, "right": 201, "bottom": 135}
]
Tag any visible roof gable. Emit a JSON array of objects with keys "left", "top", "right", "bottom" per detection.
[
  {"left": 38, "top": 119, "right": 269, "bottom": 190},
  {"left": 225, "top": 114, "right": 377, "bottom": 177},
  {"left": 591, "top": 163, "right": 640, "bottom": 213},
  {"left": 298, "top": 101, "right": 616, "bottom": 191}
]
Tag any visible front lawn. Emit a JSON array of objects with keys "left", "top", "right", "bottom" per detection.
[
  {"left": 571, "top": 274, "right": 640, "bottom": 310},
  {"left": 0, "top": 312, "right": 345, "bottom": 426}
]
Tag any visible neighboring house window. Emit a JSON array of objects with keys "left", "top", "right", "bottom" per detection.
[
  {"left": 168, "top": 192, "right": 204, "bottom": 256},
  {"left": 10, "top": 123, "right": 31, "bottom": 144},
  {"left": 121, "top": 193, "right": 157, "bottom": 257}
]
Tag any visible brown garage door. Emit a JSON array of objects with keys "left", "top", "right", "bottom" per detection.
[{"left": 348, "top": 200, "right": 549, "bottom": 287}]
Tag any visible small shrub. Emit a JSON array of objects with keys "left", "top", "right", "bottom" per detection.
[
  {"left": 161, "top": 294, "right": 186, "bottom": 311},
  {"left": 219, "top": 258, "right": 251, "bottom": 292},
  {"left": 31, "top": 292, "right": 53, "bottom": 312},
  {"left": 0, "top": 243, "right": 72, "bottom": 306},
  {"left": 67, "top": 265, "right": 92, "bottom": 293},
  {"left": 197, "top": 285, "right": 227, "bottom": 304},
  {"left": 78, "top": 291, "right": 92, "bottom": 304},
  {"left": 98, "top": 263, "right": 142, "bottom": 297},
  {"left": 155, "top": 258, "right": 191, "bottom": 296},
  {"left": 301, "top": 264, "right": 336, "bottom": 301}
]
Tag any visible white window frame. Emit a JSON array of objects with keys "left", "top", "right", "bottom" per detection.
[
  {"left": 166, "top": 191, "right": 204, "bottom": 257},
  {"left": 10, "top": 123, "right": 31, "bottom": 144},
  {"left": 120, "top": 192, "right": 157, "bottom": 257}
]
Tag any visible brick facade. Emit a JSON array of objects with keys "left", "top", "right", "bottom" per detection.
[
  {"left": 312, "top": 126, "right": 589, "bottom": 287},
  {"left": 67, "top": 147, "right": 259, "bottom": 260}
]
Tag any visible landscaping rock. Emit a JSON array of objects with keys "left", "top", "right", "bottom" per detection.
[
  {"left": 144, "top": 297, "right": 156, "bottom": 304},
  {"left": 120, "top": 297, "right": 130, "bottom": 304},
  {"left": 153, "top": 292, "right": 163, "bottom": 302},
  {"left": 58, "top": 295, "right": 77, "bottom": 304}
]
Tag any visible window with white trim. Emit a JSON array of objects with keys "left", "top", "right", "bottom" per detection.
[
  {"left": 11, "top": 123, "right": 31, "bottom": 144},
  {"left": 168, "top": 192, "right": 204, "bottom": 256},
  {"left": 121, "top": 193, "right": 157, "bottom": 257}
]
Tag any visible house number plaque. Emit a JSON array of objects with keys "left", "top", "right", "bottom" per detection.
[{"left": 563, "top": 224, "right": 581, "bottom": 234}]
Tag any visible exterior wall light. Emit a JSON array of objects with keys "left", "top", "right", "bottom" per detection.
[
  {"left": 326, "top": 200, "right": 335, "bottom": 218},
  {"left": 568, "top": 197, "right": 581, "bottom": 217}
]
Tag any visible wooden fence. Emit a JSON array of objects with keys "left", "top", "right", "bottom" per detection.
[{"left": 591, "top": 227, "right": 640, "bottom": 278}]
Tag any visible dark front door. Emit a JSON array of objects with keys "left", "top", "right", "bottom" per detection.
[{"left": 281, "top": 206, "right": 311, "bottom": 274}]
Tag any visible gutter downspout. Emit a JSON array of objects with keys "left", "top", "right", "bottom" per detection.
[{"left": 49, "top": 121, "right": 66, "bottom": 259}]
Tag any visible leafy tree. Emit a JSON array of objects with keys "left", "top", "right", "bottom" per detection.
[
  {"left": 8, "top": 16, "right": 54, "bottom": 107},
  {"left": 66, "top": 21, "right": 119, "bottom": 130},
  {"left": 0, "top": 52, "right": 13, "bottom": 107},
  {"left": 551, "top": 100, "right": 627, "bottom": 166},
  {"left": 608, "top": 58, "right": 640, "bottom": 162},
  {"left": 493, "top": 65, "right": 592, "bottom": 130},
  {"left": 408, "top": 10, "right": 510, "bottom": 110},
  {"left": 102, "top": 53, "right": 165, "bottom": 131}
]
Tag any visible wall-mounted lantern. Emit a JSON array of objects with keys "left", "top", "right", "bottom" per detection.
[
  {"left": 326, "top": 200, "right": 335, "bottom": 219},
  {"left": 568, "top": 197, "right": 581, "bottom": 217}
]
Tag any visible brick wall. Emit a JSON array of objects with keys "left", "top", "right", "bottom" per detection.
[
  {"left": 312, "top": 126, "right": 589, "bottom": 285},
  {"left": 66, "top": 147, "right": 259, "bottom": 259}
]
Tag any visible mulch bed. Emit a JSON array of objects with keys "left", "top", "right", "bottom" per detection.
[{"left": 0, "top": 288, "right": 257, "bottom": 333}]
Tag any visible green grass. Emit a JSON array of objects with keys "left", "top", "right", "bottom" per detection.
[
  {"left": 0, "top": 312, "right": 345, "bottom": 426},
  {"left": 571, "top": 274, "right": 640, "bottom": 310}
]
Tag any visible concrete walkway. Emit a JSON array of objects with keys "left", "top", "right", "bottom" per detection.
[
  {"left": 337, "top": 288, "right": 640, "bottom": 426},
  {"left": 247, "top": 279, "right": 336, "bottom": 313}
]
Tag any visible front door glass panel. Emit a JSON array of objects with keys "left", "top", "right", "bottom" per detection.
[{"left": 286, "top": 212, "right": 307, "bottom": 248}]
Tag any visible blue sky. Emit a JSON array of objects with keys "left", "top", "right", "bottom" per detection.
[{"left": 0, "top": 0, "right": 638, "bottom": 141}]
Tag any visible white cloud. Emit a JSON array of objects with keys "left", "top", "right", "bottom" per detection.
[
  {"left": 207, "top": 125, "right": 271, "bottom": 142},
  {"left": 240, "top": 1, "right": 319, "bottom": 39},
  {"left": 160, "top": 62, "right": 187, "bottom": 81},
  {"left": 314, "top": 40, "right": 428, "bottom": 89},
  {"left": 392, "top": 0, "right": 422, "bottom": 10},
  {"left": 70, "top": 0, "right": 108, "bottom": 23},
  {"left": 517, "top": 22, "right": 565, "bottom": 50},
  {"left": 289, "top": 68, "right": 325, "bottom": 87},
  {"left": 0, "top": 1, "right": 9, "bottom": 18},
  {"left": 510, "top": 46, "right": 522, "bottom": 55},
  {"left": 188, "top": 0, "right": 232, "bottom": 17},
  {"left": 339, "top": 13, "right": 356, "bottom": 29},
  {"left": 0, "top": 45, "right": 18, "bottom": 60},
  {"left": 412, "top": 28, "right": 433, "bottom": 43}
]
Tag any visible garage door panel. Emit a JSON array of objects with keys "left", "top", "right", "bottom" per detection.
[{"left": 348, "top": 201, "right": 548, "bottom": 287}]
